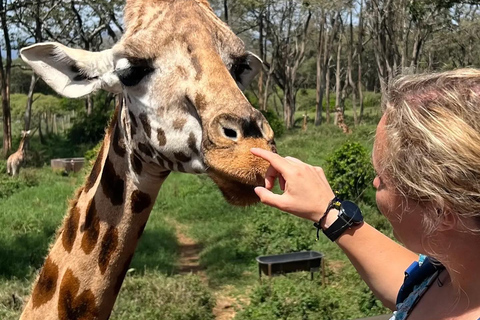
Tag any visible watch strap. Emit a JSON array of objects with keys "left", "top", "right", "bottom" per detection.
[
  {"left": 313, "top": 196, "right": 341, "bottom": 240},
  {"left": 323, "top": 213, "right": 351, "bottom": 242}
]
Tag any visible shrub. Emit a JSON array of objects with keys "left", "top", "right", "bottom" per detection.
[
  {"left": 326, "top": 142, "right": 374, "bottom": 202},
  {"left": 261, "top": 109, "right": 285, "bottom": 138},
  {"left": 68, "top": 108, "right": 112, "bottom": 145}
]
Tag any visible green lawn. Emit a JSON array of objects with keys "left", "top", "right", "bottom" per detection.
[{"left": 0, "top": 122, "right": 391, "bottom": 320}]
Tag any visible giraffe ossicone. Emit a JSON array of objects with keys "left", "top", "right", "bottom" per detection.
[{"left": 18, "top": 1, "right": 275, "bottom": 319}]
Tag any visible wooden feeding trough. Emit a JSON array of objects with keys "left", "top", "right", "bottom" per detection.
[
  {"left": 256, "top": 251, "right": 324, "bottom": 281},
  {"left": 51, "top": 158, "right": 85, "bottom": 173}
]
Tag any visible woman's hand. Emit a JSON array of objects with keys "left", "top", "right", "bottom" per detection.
[{"left": 251, "top": 148, "right": 336, "bottom": 222}]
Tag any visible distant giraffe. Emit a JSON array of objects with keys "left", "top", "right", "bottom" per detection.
[
  {"left": 6, "top": 130, "right": 31, "bottom": 177},
  {"left": 335, "top": 107, "right": 351, "bottom": 134},
  {"left": 18, "top": 0, "right": 275, "bottom": 319},
  {"left": 302, "top": 112, "right": 308, "bottom": 132}
]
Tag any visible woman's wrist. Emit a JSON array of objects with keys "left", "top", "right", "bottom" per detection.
[{"left": 320, "top": 208, "right": 340, "bottom": 230}]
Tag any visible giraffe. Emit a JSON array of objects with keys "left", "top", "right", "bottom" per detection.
[
  {"left": 18, "top": 1, "right": 275, "bottom": 319},
  {"left": 6, "top": 130, "right": 31, "bottom": 177},
  {"left": 302, "top": 112, "right": 308, "bottom": 132},
  {"left": 335, "top": 107, "right": 351, "bottom": 134}
]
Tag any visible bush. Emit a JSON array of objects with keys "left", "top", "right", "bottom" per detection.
[
  {"left": 326, "top": 142, "right": 374, "bottom": 202},
  {"left": 246, "top": 210, "right": 313, "bottom": 255},
  {"left": 261, "top": 109, "right": 285, "bottom": 138},
  {"left": 68, "top": 108, "right": 112, "bottom": 145},
  {"left": 84, "top": 141, "right": 103, "bottom": 165}
]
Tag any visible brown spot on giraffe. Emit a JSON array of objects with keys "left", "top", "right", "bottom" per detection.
[
  {"left": 101, "top": 157, "right": 125, "bottom": 206},
  {"left": 98, "top": 226, "right": 119, "bottom": 274},
  {"left": 131, "top": 152, "right": 143, "bottom": 175},
  {"left": 195, "top": 93, "right": 207, "bottom": 111},
  {"left": 174, "top": 152, "right": 191, "bottom": 163},
  {"left": 173, "top": 118, "right": 187, "bottom": 131},
  {"left": 188, "top": 132, "right": 200, "bottom": 155},
  {"left": 191, "top": 54, "right": 203, "bottom": 81},
  {"left": 113, "top": 124, "right": 126, "bottom": 157},
  {"left": 129, "top": 110, "right": 138, "bottom": 127},
  {"left": 58, "top": 269, "right": 99, "bottom": 320},
  {"left": 157, "top": 128, "right": 167, "bottom": 146},
  {"left": 31, "top": 257, "right": 59, "bottom": 309},
  {"left": 157, "top": 152, "right": 174, "bottom": 170},
  {"left": 177, "top": 162, "right": 186, "bottom": 172},
  {"left": 138, "top": 142, "right": 153, "bottom": 158},
  {"left": 62, "top": 205, "right": 80, "bottom": 253},
  {"left": 131, "top": 190, "right": 152, "bottom": 214},
  {"left": 176, "top": 66, "right": 188, "bottom": 79},
  {"left": 85, "top": 144, "right": 105, "bottom": 193},
  {"left": 81, "top": 200, "right": 100, "bottom": 255},
  {"left": 139, "top": 113, "right": 152, "bottom": 138}
]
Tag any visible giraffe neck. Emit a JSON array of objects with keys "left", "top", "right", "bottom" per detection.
[
  {"left": 21, "top": 105, "right": 169, "bottom": 320},
  {"left": 17, "top": 137, "right": 27, "bottom": 154}
]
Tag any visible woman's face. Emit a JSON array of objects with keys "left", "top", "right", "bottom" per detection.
[{"left": 373, "top": 115, "right": 427, "bottom": 253}]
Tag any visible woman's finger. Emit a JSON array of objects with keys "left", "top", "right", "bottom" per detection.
[{"left": 251, "top": 148, "right": 291, "bottom": 175}]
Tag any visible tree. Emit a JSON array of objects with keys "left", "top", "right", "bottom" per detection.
[{"left": 0, "top": 0, "right": 13, "bottom": 157}]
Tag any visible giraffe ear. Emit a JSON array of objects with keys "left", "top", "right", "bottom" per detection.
[
  {"left": 20, "top": 42, "right": 122, "bottom": 98},
  {"left": 235, "top": 52, "right": 263, "bottom": 91}
]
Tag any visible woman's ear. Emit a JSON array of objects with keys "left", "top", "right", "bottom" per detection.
[{"left": 436, "top": 208, "right": 457, "bottom": 232}]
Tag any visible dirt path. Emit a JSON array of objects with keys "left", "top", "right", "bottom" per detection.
[{"left": 173, "top": 222, "right": 240, "bottom": 320}]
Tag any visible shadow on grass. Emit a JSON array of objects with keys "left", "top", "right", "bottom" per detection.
[
  {"left": 130, "top": 227, "right": 179, "bottom": 275},
  {"left": 0, "top": 226, "right": 57, "bottom": 279},
  {"left": 199, "top": 228, "right": 258, "bottom": 288}
]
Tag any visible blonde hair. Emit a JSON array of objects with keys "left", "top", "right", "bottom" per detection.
[{"left": 382, "top": 68, "right": 480, "bottom": 235}]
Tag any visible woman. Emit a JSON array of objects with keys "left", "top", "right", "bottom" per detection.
[{"left": 251, "top": 69, "right": 480, "bottom": 319}]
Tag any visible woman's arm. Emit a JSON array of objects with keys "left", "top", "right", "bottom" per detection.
[{"left": 251, "top": 148, "right": 418, "bottom": 310}]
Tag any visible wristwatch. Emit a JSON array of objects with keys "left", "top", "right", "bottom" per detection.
[{"left": 323, "top": 200, "right": 363, "bottom": 242}]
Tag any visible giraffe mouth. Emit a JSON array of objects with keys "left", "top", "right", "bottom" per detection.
[
  {"left": 208, "top": 170, "right": 265, "bottom": 206},
  {"left": 203, "top": 141, "right": 272, "bottom": 206}
]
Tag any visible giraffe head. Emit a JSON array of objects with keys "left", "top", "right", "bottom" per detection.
[
  {"left": 20, "top": 0, "right": 275, "bottom": 205},
  {"left": 21, "top": 130, "right": 31, "bottom": 139}
]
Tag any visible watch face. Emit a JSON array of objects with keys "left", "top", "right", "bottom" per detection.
[{"left": 340, "top": 200, "right": 363, "bottom": 224}]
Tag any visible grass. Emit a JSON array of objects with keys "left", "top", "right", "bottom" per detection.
[{"left": 0, "top": 117, "right": 392, "bottom": 319}]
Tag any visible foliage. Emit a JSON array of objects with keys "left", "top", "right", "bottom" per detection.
[
  {"left": 326, "top": 141, "right": 375, "bottom": 202},
  {"left": 68, "top": 108, "right": 113, "bottom": 145},
  {"left": 84, "top": 141, "right": 103, "bottom": 165},
  {"left": 261, "top": 109, "right": 285, "bottom": 138}
]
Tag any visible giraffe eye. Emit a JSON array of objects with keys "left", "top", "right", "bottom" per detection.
[{"left": 117, "top": 59, "right": 154, "bottom": 87}]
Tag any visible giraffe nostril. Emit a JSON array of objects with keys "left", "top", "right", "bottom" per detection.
[{"left": 223, "top": 127, "right": 238, "bottom": 140}]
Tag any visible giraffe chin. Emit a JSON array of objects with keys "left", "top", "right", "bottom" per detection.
[{"left": 208, "top": 173, "right": 263, "bottom": 206}]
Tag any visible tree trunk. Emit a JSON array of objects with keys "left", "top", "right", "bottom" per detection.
[
  {"left": 38, "top": 114, "right": 45, "bottom": 145},
  {"left": 0, "top": 0, "right": 12, "bottom": 157},
  {"left": 315, "top": 12, "right": 325, "bottom": 126},
  {"left": 325, "top": 60, "right": 331, "bottom": 124},
  {"left": 24, "top": 74, "right": 38, "bottom": 131},
  {"left": 347, "top": 9, "right": 358, "bottom": 126},
  {"left": 358, "top": 0, "right": 365, "bottom": 124},
  {"left": 334, "top": 35, "right": 343, "bottom": 126}
]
